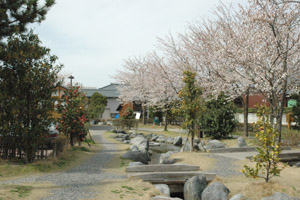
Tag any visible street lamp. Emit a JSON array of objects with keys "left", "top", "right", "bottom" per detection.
[{"left": 68, "top": 75, "right": 74, "bottom": 87}]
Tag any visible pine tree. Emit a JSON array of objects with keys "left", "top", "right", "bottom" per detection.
[{"left": 0, "top": 0, "right": 55, "bottom": 40}]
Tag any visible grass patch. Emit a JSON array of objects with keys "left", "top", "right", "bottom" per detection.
[
  {"left": 10, "top": 186, "right": 32, "bottom": 198},
  {"left": 0, "top": 143, "right": 99, "bottom": 178},
  {"left": 0, "top": 182, "right": 54, "bottom": 200},
  {"left": 91, "top": 178, "right": 160, "bottom": 200}
]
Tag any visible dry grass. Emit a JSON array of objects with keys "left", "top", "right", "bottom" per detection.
[
  {"left": 138, "top": 123, "right": 182, "bottom": 130},
  {"left": 219, "top": 137, "right": 257, "bottom": 148},
  {"left": 138, "top": 130, "right": 185, "bottom": 138},
  {"left": 222, "top": 159, "right": 300, "bottom": 199},
  {"left": 90, "top": 178, "right": 161, "bottom": 200},
  {"left": 168, "top": 148, "right": 300, "bottom": 199},
  {"left": 0, "top": 143, "right": 100, "bottom": 180},
  {"left": 0, "top": 182, "right": 55, "bottom": 200},
  {"left": 170, "top": 152, "right": 217, "bottom": 171}
]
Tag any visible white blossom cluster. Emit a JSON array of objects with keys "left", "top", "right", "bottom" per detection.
[{"left": 115, "top": 0, "right": 300, "bottom": 120}]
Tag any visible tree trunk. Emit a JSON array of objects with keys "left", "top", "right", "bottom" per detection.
[
  {"left": 244, "top": 89, "right": 249, "bottom": 137},
  {"left": 70, "top": 132, "right": 74, "bottom": 147},
  {"left": 164, "top": 111, "right": 168, "bottom": 131},
  {"left": 142, "top": 105, "right": 146, "bottom": 125},
  {"left": 190, "top": 122, "right": 196, "bottom": 152}
]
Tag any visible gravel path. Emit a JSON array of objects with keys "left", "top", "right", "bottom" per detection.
[
  {"left": 204, "top": 154, "right": 242, "bottom": 177},
  {"left": 0, "top": 126, "right": 126, "bottom": 200}
]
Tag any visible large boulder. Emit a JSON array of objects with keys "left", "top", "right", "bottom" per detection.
[
  {"left": 146, "top": 133, "right": 154, "bottom": 140},
  {"left": 181, "top": 139, "right": 191, "bottom": 152},
  {"left": 262, "top": 192, "right": 300, "bottom": 200},
  {"left": 152, "top": 135, "right": 159, "bottom": 142},
  {"left": 198, "top": 142, "right": 206, "bottom": 152},
  {"left": 173, "top": 136, "right": 183, "bottom": 146},
  {"left": 128, "top": 162, "right": 144, "bottom": 167},
  {"left": 157, "top": 135, "right": 167, "bottom": 143},
  {"left": 201, "top": 182, "right": 230, "bottom": 200},
  {"left": 166, "top": 137, "right": 174, "bottom": 144},
  {"left": 154, "top": 184, "right": 171, "bottom": 197},
  {"left": 121, "top": 150, "right": 150, "bottom": 164},
  {"left": 130, "top": 145, "right": 139, "bottom": 151},
  {"left": 184, "top": 175, "right": 207, "bottom": 200},
  {"left": 159, "top": 151, "right": 176, "bottom": 164},
  {"left": 229, "top": 194, "right": 249, "bottom": 200},
  {"left": 296, "top": 162, "right": 300, "bottom": 168},
  {"left": 149, "top": 142, "right": 161, "bottom": 146},
  {"left": 193, "top": 143, "right": 200, "bottom": 151},
  {"left": 194, "top": 138, "right": 200, "bottom": 144},
  {"left": 131, "top": 135, "right": 149, "bottom": 152},
  {"left": 204, "top": 140, "right": 226, "bottom": 150},
  {"left": 237, "top": 137, "right": 247, "bottom": 147}
]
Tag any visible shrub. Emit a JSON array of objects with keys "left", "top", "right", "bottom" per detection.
[
  {"left": 242, "top": 105, "right": 283, "bottom": 182},
  {"left": 281, "top": 130, "right": 300, "bottom": 146},
  {"left": 55, "top": 135, "right": 68, "bottom": 154},
  {"left": 199, "top": 93, "right": 237, "bottom": 138}
]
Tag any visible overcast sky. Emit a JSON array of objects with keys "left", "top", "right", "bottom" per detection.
[{"left": 31, "top": 0, "right": 243, "bottom": 88}]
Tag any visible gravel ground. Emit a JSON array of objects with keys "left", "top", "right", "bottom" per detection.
[
  {"left": 0, "top": 127, "right": 126, "bottom": 200},
  {"left": 204, "top": 154, "right": 242, "bottom": 177}
]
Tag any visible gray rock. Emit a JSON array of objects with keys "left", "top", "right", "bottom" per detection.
[
  {"left": 121, "top": 150, "right": 150, "bottom": 164},
  {"left": 130, "top": 145, "right": 139, "bottom": 151},
  {"left": 115, "top": 138, "right": 123, "bottom": 142},
  {"left": 193, "top": 143, "right": 200, "bottom": 151},
  {"left": 128, "top": 162, "right": 144, "bottom": 167},
  {"left": 159, "top": 151, "right": 176, "bottom": 164},
  {"left": 201, "top": 182, "right": 230, "bottom": 200},
  {"left": 151, "top": 196, "right": 182, "bottom": 200},
  {"left": 204, "top": 140, "right": 225, "bottom": 150},
  {"left": 130, "top": 135, "right": 149, "bottom": 152},
  {"left": 230, "top": 194, "right": 249, "bottom": 200},
  {"left": 184, "top": 175, "right": 207, "bottom": 200},
  {"left": 237, "top": 137, "right": 247, "bottom": 147},
  {"left": 166, "top": 137, "right": 174, "bottom": 144},
  {"left": 181, "top": 139, "right": 191, "bottom": 152},
  {"left": 194, "top": 138, "right": 200, "bottom": 144},
  {"left": 198, "top": 143, "right": 206, "bottom": 152},
  {"left": 152, "top": 135, "right": 159, "bottom": 142},
  {"left": 146, "top": 133, "right": 153, "bottom": 139},
  {"left": 154, "top": 184, "right": 170, "bottom": 197},
  {"left": 262, "top": 192, "right": 300, "bottom": 200},
  {"left": 173, "top": 136, "right": 182, "bottom": 146},
  {"left": 123, "top": 140, "right": 130, "bottom": 144},
  {"left": 296, "top": 162, "right": 300, "bottom": 167},
  {"left": 149, "top": 142, "right": 161, "bottom": 146},
  {"left": 157, "top": 135, "right": 167, "bottom": 143}
]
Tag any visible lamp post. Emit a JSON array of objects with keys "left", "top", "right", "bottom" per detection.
[{"left": 68, "top": 75, "right": 74, "bottom": 87}]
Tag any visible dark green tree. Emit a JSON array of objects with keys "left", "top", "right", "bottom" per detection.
[
  {"left": 178, "top": 70, "right": 203, "bottom": 151},
  {"left": 291, "top": 93, "right": 300, "bottom": 130},
  {"left": 0, "top": 0, "right": 55, "bottom": 40},
  {"left": 199, "top": 93, "right": 237, "bottom": 138},
  {"left": 0, "top": 31, "right": 61, "bottom": 163},
  {"left": 88, "top": 93, "right": 107, "bottom": 120}
]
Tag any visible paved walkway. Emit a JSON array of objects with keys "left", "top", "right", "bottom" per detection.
[{"left": 0, "top": 126, "right": 125, "bottom": 200}]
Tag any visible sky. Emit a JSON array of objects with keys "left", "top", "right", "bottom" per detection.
[{"left": 31, "top": 0, "right": 244, "bottom": 88}]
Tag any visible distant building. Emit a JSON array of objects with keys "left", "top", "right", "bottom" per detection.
[{"left": 82, "top": 83, "right": 120, "bottom": 120}]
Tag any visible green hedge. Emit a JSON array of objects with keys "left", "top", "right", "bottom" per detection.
[
  {"left": 112, "top": 119, "right": 139, "bottom": 130},
  {"left": 236, "top": 107, "right": 293, "bottom": 114}
]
